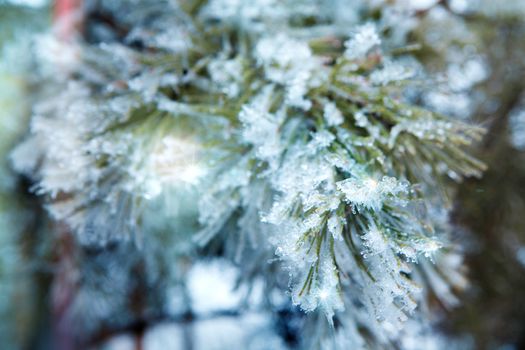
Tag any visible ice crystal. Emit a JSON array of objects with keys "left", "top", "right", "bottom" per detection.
[
  {"left": 238, "top": 89, "right": 282, "bottom": 166},
  {"left": 208, "top": 56, "right": 243, "bottom": 97},
  {"left": 371, "top": 61, "right": 415, "bottom": 86},
  {"left": 255, "top": 35, "right": 313, "bottom": 82},
  {"left": 337, "top": 176, "right": 409, "bottom": 211},
  {"left": 307, "top": 130, "right": 336, "bottom": 153},
  {"left": 323, "top": 101, "right": 344, "bottom": 127},
  {"left": 362, "top": 225, "right": 389, "bottom": 255},
  {"left": 327, "top": 213, "right": 344, "bottom": 241},
  {"left": 344, "top": 23, "right": 381, "bottom": 60},
  {"left": 255, "top": 35, "right": 319, "bottom": 110}
]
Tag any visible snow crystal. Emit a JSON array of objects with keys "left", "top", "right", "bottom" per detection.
[
  {"left": 255, "top": 35, "right": 317, "bottom": 110},
  {"left": 238, "top": 91, "right": 282, "bottom": 165},
  {"left": 388, "top": 119, "right": 456, "bottom": 148},
  {"left": 354, "top": 110, "right": 369, "bottom": 128},
  {"left": 344, "top": 23, "right": 381, "bottom": 60},
  {"left": 362, "top": 225, "right": 388, "bottom": 255},
  {"left": 286, "top": 69, "right": 313, "bottom": 110},
  {"left": 324, "top": 151, "right": 355, "bottom": 172},
  {"left": 128, "top": 71, "right": 167, "bottom": 102},
  {"left": 208, "top": 56, "right": 243, "bottom": 97},
  {"left": 255, "top": 34, "right": 312, "bottom": 74},
  {"left": 420, "top": 240, "right": 442, "bottom": 259},
  {"left": 323, "top": 102, "right": 344, "bottom": 126},
  {"left": 371, "top": 61, "right": 415, "bottom": 86},
  {"left": 336, "top": 176, "right": 408, "bottom": 211},
  {"left": 327, "top": 213, "right": 344, "bottom": 241},
  {"left": 307, "top": 130, "right": 336, "bottom": 153},
  {"left": 291, "top": 254, "right": 344, "bottom": 321}
]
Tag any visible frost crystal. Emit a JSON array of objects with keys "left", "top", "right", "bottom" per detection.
[
  {"left": 337, "top": 176, "right": 408, "bottom": 211},
  {"left": 307, "top": 130, "right": 336, "bottom": 153},
  {"left": 208, "top": 56, "right": 243, "bottom": 97},
  {"left": 323, "top": 102, "right": 344, "bottom": 126},
  {"left": 344, "top": 23, "right": 381, "bottom": 60},
  {"left": 238, "top": 90, "right": 282, "bottom": 166},
  {"left": 255, "top": 34, "right": 318, "bottom": 110},
  {"left": 327, "top": 213, "right": 344, "bottom": 241},
  {"left": 255, "top": 34, "right": 312, "bottom": 73},
  {"left": 371, "top": 61, "right": 415, "bottom": 86},
  {"left": 362, "top": 225, "right": 389, "bottom": 255}
]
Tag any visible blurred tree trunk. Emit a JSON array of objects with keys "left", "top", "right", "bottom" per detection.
[{"left": 449, "top": 14, "right": 525, "bottom": 350}]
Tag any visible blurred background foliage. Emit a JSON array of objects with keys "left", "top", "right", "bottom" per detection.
[
  {"left": 0, "top": 1, "right": 51, "bottom": 349},
  {"left": 447, "top": 10, "right": 525, "bottom": 350}
]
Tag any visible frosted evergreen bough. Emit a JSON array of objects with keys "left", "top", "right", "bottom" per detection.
[
  {"left": 344, "top": 23, "right": 381, "bottom": 60},
  {"left": 10, "top": 0, "right": 487, "bottom": 348}
]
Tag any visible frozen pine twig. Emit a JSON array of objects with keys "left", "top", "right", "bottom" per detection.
[{"left": 9, "top": 0, "right": 487, "bottom": 348}]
